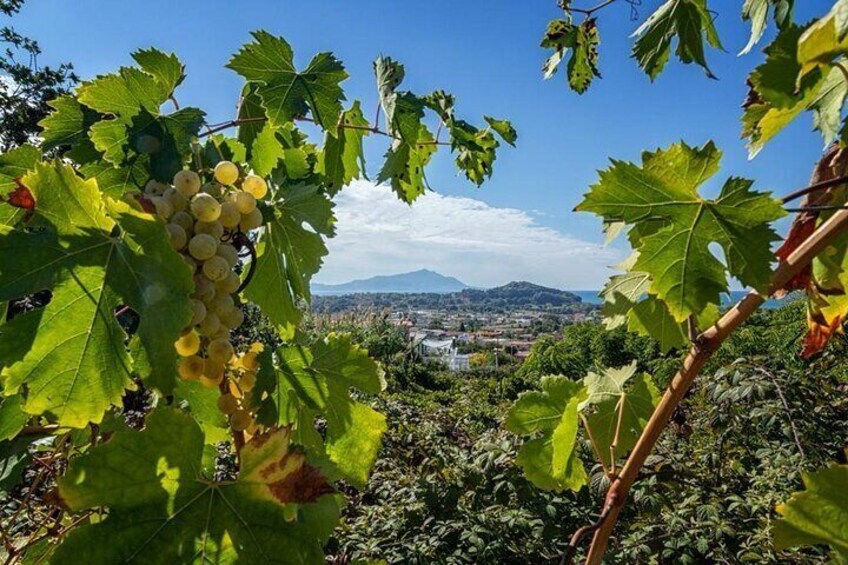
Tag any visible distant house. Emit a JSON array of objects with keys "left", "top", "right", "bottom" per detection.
[{"left": 410, "top": 331, "right": 470, "bottom": 371}]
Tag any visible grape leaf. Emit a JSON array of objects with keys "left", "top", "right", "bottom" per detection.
[
  {"left": 249, "top": 124, "right": 285, "bottom": 177},
  {"left": 53, "top": 407, "right": 337, "bottom": 564},
  {"left": 0, "top": 395, "right": 27, "bottom": 441},
  {"left": 174, "top": 379, "right": 230, "bottom": 445},
  {"left": 773, "top": 463, "right": 848, "bottom": 561},
  {"left": 449, "top": 120, "right": 500, "bottom": 186},
  {"left": 484, "top": 115, "right": 518, "bottom": 146},
  {"left": 131, "top": 48, "right": 185, "bottom": 97},
  {"left": 79, "top": 159, "right": 150, "bottom": 199},
  {"left": 227, "top": 31, "right": 348, "bottom": 132},
  {"left": 579, "top": 363, "right": 660, "bottom": 468},
  {"left": 740, "top": 0, "right": 794, "bottom": 55},
  {"left": 577, "top": 141, "right": 785, "bottom": 322},
  {"left": 631, "top": 0, "right": 722, "bottom": 80},
  {"left": 318, "top": 101, "right": 370, "bottom": 194},
  {"left": 377, "top": 124, "right": 436, "bottom": 203},
  {"left": 797, "top": 0, "right": 848, "bottom": 76},
  {"left": 237, "top": 83, "right": 267, "bottom": 150},
  {"left": 38, "top": 95, "right": 99, "bottom": 152},
  {"left": 541, "top": 19, "right": 601, "bottom": 93},
  {"left": 256, "top": 334, "right": 386, "bottom": 488},
  {"left": 0, "top": 145, "right": 40, "bottom": 229},
  {"left": 505, "top": 376, "right": 588, "bottom": 492},
  {"left": 0, "top": 162, "right": 192, "bottom": 426},
  {"left": 742, "top": 24, "right": 848, "bottom": 157},
  {"left": 244, "top": 185, "right": 334, "bottom": 337},
  {"left": 77, "top": 66, "right": 167, "bottom": 118}
]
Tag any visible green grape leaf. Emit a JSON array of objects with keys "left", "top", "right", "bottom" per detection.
[
  {"left": 773, "top": 463, "right": 848, "bottom": 561},
  {"left": 797, "top": 0, "right": 848, "bottom": 75},
  {"left": 249, "top": 124, "right": 286, "bottom": 177},
  {"left": 423, "top": 90, "right": 455, "bottom": 123},
  {"left": 227, "top": 31, "right": 348, "bottom": 132},
  {"left": 484, "top": 115, "right": 518, "bottom": 146},
  {"left": 237, "top": 83, "right": 267, "bottom": 150},
  {"left": 449, "top": 120, "right": 500, "bottom": 186},
  {"left": 79, "top": 159, "right": 150, "bottom": 199},
  {"left": 0, "top": 145, "right": 40, "bottom": 229},
  {"left": 174, "top": 379, "right": 230, "bottom": 445},
  {"left": 77, "top": 66, "right": 167, "bottom": 119},
  {"left": 374, "top": 56, "right": 425, "bottom": 144},
  {"left": 632, "top": 0, "right": 722, "bottom": 80},
  {"left": 377, "top": 124, "right": 436, "bottom": 203},
  {"left": 38, "top": 95, "right": 99, "bottom": 152},
  {"left": 255, "top": 334, "right": 386, "bottom": 488},
  {"left": 0, "top": 162, "right": 192, "bottom": 426},
  {"left": 742, "top": 23, "right": 848, "bottom": 157},
  {"left": 244, "top": 185, "right": 334, "bottom": 337},
  {"left": 131, "top": 48, "right": 185, "bottom": 97},
  {"left": 740, "top": 0, "right": 794, "bottom": 55},
  {"left": 282, "top": 148, "right": 311, "bottom": 180},
  {"left": 318, "top": 101, "right": 370, "bottom": 194},
  {"left": 580, "top": 363, "right": 661, "bottom": 468},
  {"left": 0, "top": 395, "right": 28, "bottom": 441},
  {"left": 506, "top": 376, "right": 588, "bottom": 492},
  {"left": 577, "top": 141, "right": 785, "bottom": 321},
  {"left": 53, "top": 407, "right": 337, "bottom": 564},
  {"left": 541, "top": 19, "right": 601, "bottom": 93}
]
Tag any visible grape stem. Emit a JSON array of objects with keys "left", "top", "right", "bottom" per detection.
[{"left": 230, "top": 231, "right": 257, "bottom": 294}]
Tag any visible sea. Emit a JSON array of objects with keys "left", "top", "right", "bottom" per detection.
[{"left": 572, "top": 290, "right": 791, "bottom": 310}]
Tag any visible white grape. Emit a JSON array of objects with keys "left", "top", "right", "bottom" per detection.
[
  {"left": 234, "top": 191, "right": 256, "bottom": 214},
  {"left": 173, "top": 170, "right": 201, "bottom": 197},
  {"left": 163, "top": 187, "right": 188, "bottom": 213},
  {"left": 219, "top": 201, "right": 241, "bottom": 229},
  {"left": 216, "top": 243, "right": 239, "bottom": 268},
  {"left": 179, "top": 355, "right": 204, "bottom": 380},
  {"left": 165, "top": 223, "right": 187, "bottom": 250},
  {"left": 150, "top": 196, "right": 173, "bottom": 220},
  {"left": 188, "top": 233, "right": 218, "bottom": 261},
  {"left": 208, "top": 338, "right": 235, "bottom": 364},
  {"left": 214, "top": 161, "right": 239, "bottom": 185},
  {"left": 209, "top": 293, "right": 235, "bottom": 316},
  {"left": 190, "top": 299, "right": 207, "bottom": 326},
  {"left": 174, "top": 331, "right": 201, "bottom": 356},
  {"left": 203, "top": 255, "right": 230, "bottom": 282},
  {"left": 221, "top": 306, "right": 245, "bottom": 329},
  {"left": 239, "top": 207, "right": 263, "bottom": 231},
  {"left": 217, "top": 394, "right": 239, "bottom": 415},
  {"left": 230, "top": 409, "right": 253, "bottom": 431},
  {"left": 195, "top": 220, "right": 224, "bottom": 239},
  {"left": 201, "top": 182, "right": 224, "bottom": 199},
  {"left": 193, "top": 274, "right": 216, "bottom": 302},
  {"left": 242, "top": 174, "right": 268, "bottom": 199},
  {"left": 170, "top": 211, "right": 194, "bottom": 234},
  {"left": 144, "top": 180, "right": 168, "bottom": 196},
  {"left": 190, "top": 193, "right": 221, "bottom": 223},
  {"left": 197, "top": 312, "right": 221, "bottom": 336},
  {"left": 216, "top": 271, "right": 240, "bottom": 294}
]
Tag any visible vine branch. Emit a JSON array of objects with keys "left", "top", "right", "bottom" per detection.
[{"left": 580, "top": 181, "right": 848, "bottom": 562}]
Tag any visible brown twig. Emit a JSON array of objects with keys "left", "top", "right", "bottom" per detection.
[
  {"left": 561, "top": 503, "right": 614, "bottom": 565},
  {"left": 781, "top": 175, "right": 848, "bottom": 204},
  {"left": 581, "top": 205, "right": 848, "bottom": 564},
  {"left": 568, "top": 0, "right": 618, "bottom": 16}
]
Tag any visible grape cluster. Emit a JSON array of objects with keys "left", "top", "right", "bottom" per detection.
[{"left": 146, "top": 160, "right": 269, "bottom": 434}]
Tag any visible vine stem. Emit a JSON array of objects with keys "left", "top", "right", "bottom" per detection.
[{"left": 582, "top": 205, "right": 848, "bottom": 563}]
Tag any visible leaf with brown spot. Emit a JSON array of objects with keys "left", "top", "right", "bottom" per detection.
[{"left": 6, "top": 178, "right": 35, "bottom": 211}]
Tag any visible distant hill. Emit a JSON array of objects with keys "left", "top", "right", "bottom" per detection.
[
  {"left": 312, "top": 269, "right": 468, "bottom": 295},
  {"left": 312, "top": 280, "right": 588, "bottom": 314}
]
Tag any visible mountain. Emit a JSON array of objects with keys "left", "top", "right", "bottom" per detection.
[
  {"left": 312, "top": 269, "right": 468, "bottom": 295},
  {"left": 312, "top": 280, "right": 587, "bottom": 314}
]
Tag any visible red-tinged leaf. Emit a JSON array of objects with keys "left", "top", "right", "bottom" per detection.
[
  {"left": 133, "top": 194, "right": 156, "bottom": 214},
  {"left": 802, "top": 308, "right": 843, "bottom": 358},
  {"left": 6, "top": 178, "right": 36, "bottom": 211}
]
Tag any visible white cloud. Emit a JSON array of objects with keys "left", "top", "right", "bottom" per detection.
[{"left": 315, "top": 181, "right": 622, "bottom": 289}]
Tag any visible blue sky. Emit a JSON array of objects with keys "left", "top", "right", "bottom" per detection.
[{"left": 11, "top": 0, "right": 837, "bottom": 288}]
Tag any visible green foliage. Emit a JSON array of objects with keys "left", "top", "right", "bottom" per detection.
[
  {"left": 773, "top": 463, "right": 848, "bottom": 561},
  {"left": 741, "top": 0, "right": 794, "bottom": 55},
  {"left": 541, "top": 18, "right": 601, "bottom": 93}
]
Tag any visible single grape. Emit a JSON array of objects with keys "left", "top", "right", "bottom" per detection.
[
  {"left": 197, "top": 311, "right": 221, "bottom": 336},
  {"left": 178, "top": 355, "right": 204, "bottom": 380},
  {"left": 242, "top": 174, "right": 268, "bottom": 199},
  {"left": 201, "top": 182, "right": 224, "bottom": 199},
  {"left": 217, "top": 394, "right": 239, "bottom": 415},
  {"left": 174, "top": 331, "right": 201, "bottom": 356},
  {"left": 216, "top": 243, "right": 239, "bottom": 268},
  {"left": 214, "top": 160, "right": 240, "bottom": 185},
  {"left": 216, "top": 271, "right": 240, "bottom": 294},
  {"left": 227, "top": 379, "right": 243, "bottom": 398},
  {"left": 238, "top": 370, "right": 257, "bottom": 391},
  {"left": 241, "top": 351, "right": 260, "bottom": 371},
  {"left": 164, "top": 188, "right": 188, "bottom": 213},
  {"left": 219, "top": 201, "right": 241, "bottom": 229},
  {"left": 190, "top": 299, "right": 207, "bottom": 326},
  {"left": 200, "top": 358, "right": 225, "bottom": 387},
  {"left": 170, "top": 210, "right": 194, "bottom": 234},
  {"left": 203, "top": 255, "right": 230, "bottom": 282},
  {"left": 211, "top": 328, "right": 230, "bottom": 342},
  {"left": 208, "top": 338, "right": 235, "bottom": 364},
  {"left": 144, "top": 180, "right": 168, "bottom": 196},
  {"left": 193, "top": 274, "right": 216, "bottom": 302},
  {"left": 188, "top": 233, "right": 218, "bottom": 261},
  {"left": 209, "top": 293, "right": 235, "bottom": 316},
  {"left": 221, "top": 307, "right": 245, "bottom": 330},
  {"left": 234, "top": 191, "right": 257, "bottom": 214},
  {"left": 230, "top": 409, "right": 253, "bottom": 431},
  {"left": 150, "top": 196, "right": 173, "bottom": 220},
  {"left": 173, "top": 170, "right": 201, "bottom": 197},
  {"left": 165, "top": 223, "right": 187, "bottom": 251},
  {"left": 195, "top": 220, "right": 225, "bottom": 239},
  {"left": 190, "top": 193, "right": 222, "bottom": 223},
  {"left": 239, "top": 208, "right": 263, "bottom": 231}
]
